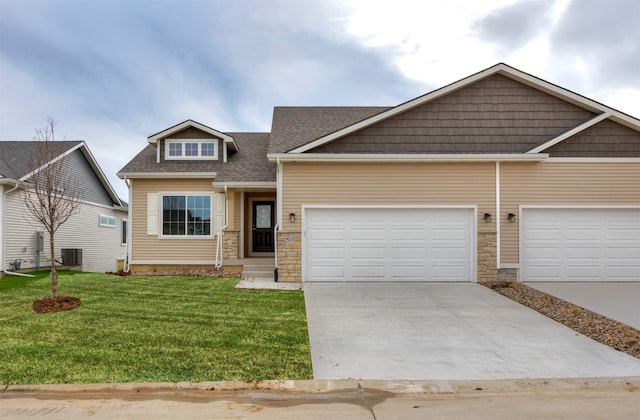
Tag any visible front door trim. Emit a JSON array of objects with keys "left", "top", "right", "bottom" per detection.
[{"left": 248, "top": 197, "right": 276, "bottom": 256}]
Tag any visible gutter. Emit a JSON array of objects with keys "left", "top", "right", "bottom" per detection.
[
  {"left": 267, "top": 153, "right": 550, "bottom": 163},
  {"left": 2, "top": 182, "right": 34, "bottom": 278}
]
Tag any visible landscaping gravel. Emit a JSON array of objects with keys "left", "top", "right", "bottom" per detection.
[{"left": 485, "top": 282, "right": 640, "bottom": 359}]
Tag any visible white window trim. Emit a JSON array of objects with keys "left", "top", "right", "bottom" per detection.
[
  {"left": 99, "top": 214, "right": 116, "bottom": 228},
  {"left": 165, "top": 139, "right": 218, "bottom": 160},
  {"left": 158, "top": 193, "right": 215, "bottom": 239}
]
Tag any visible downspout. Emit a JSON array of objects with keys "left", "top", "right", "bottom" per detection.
[
  {"left": 274, "top": 157, "right": 282, "bottom": 282},
  {"left": 3, "top": 182, "right": 35, "bottom": 277},
  {"left": 215, "top": 185, "right": 228, "bottom": 269},
  {"left": 123, "top": 176, "right": 131, "bottom": 273},
  {"left": 496, "top": 161, "right": 501, "bottom": 271}
]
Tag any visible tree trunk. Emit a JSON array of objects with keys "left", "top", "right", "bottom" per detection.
[{"left": 49, "top": 232, "right": 58, "bottom": 299}]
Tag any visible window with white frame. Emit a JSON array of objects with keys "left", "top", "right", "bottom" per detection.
[
  {"left": 121, "top": 219, "right": 128, "bottom": 245},
  {"left": 161, "top": 194, "right": 212, "bottom": 236},
  {"left": 165, "top": 139, "right": 217, "bottom": 160},
  {"left": 99, "top": 215, "right": 116, "bottom": 228}
]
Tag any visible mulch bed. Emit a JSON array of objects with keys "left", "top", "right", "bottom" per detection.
[
  {"left": 32, "top": 296, "right": 81, "bottom": 313},
  {"left": 485, "top": 282, "right": 640, "bottom": 359}
]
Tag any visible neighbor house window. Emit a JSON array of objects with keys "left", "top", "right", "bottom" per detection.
[
  {"left": 165, "top": 139, "right": 217, "bottom": 160},
  {"left": 161, "top": 194, "right": 211, "bottom": 237},
  {"left": 99, "top": 215, "right": 116, "bottom": 228}
]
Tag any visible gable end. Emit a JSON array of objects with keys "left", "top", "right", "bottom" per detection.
[{"left": 309, "top": 74, "right": 597, "bottom": 154}]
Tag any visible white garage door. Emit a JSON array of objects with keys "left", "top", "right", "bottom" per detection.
[
  {"left": 304, "top": 207, "right": 474, "bottom": 282},
  {"left": 522, "top": 208, "right": 640, "bottom": 282}
]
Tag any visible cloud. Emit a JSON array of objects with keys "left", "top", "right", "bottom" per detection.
[
  {"left": 473, "top": 0, "right": 555, "bottom": 50},
  {"left": 550, "top": 0, "right": 640, "bottom": 90}
]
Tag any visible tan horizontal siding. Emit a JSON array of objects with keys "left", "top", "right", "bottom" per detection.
[
  {"left": 282, "top": 162, "right": 496, "bottom": 233},
  {"left": 500, "top": 161, "right": 640, "bottom": 264},
  {"left": 131, "top": 178, "right": 216, "bottom": 261},
  {"left": 234, "top": 191, "right": 241, "bottom": 230}
]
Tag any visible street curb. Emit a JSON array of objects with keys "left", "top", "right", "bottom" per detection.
[{"left": 2, "top": 377, "right": 639, "bottom": 396}]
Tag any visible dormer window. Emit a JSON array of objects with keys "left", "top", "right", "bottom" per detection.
[{"left": 165, "top": 139, "right": 218, "bottom": 160}]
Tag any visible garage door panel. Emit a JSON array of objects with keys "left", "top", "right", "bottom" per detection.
[
  {"left": 391, "top": 229, "right": 427, "bottom": 240},
  {"left": 309, "top": 266, "right": 345, "bottom": 278},
  {"left": 305, "top": 208, "right": 474, "bottom": 282},
  {"left": 432, "top": 266, "right": 469, "bottom": 280},
  {"left": 522, "top": 208, "right": 640, "bottom": 282},
  {"left": 309, "top": 230, "right": 346, "bottom": 241},
  {"left": 606, "top": 230, "right": 640, "bottom": 241},
  {"left": 565, "top": 248, "right": 601, "bottom": 258},
  {"left": 351, "top": 266, "right": 385, "bottom": 278},
  {"left": 389, "top": 266, "right": 426, "bottom": 277}
]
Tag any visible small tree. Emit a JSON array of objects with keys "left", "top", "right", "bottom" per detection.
[{"left": 23, "top": 118, "right": 81, "bottom": 299}]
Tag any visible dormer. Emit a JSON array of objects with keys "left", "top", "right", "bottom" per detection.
[{"left": 147, "top": 119, "right": 238, "bottom": 163}]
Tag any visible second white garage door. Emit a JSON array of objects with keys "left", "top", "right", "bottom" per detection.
[
  {"left": 304, "top": 207, "right": 475, "bottom": 282},
  {"left": 521, "top": 208, "right": 640, "bottom": 282}
]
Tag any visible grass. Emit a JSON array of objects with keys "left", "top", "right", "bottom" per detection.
[{"left": 0, "top": 271, "right": 312, "bottom": 384}]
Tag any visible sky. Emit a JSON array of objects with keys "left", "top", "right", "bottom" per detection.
[{"left": 1, "top": 0, "right": 639, "bottom": 200}]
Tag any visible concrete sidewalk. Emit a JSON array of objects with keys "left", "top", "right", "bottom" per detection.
[{"left": 1, "top": 378, "right": 638, "bottom": 419}]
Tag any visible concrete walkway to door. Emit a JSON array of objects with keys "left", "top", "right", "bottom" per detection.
[{"left": 304, "top": 282, "right": 640, "bottom": 380}]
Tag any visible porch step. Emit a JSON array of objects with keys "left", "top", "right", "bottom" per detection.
[{"left": 242, "top": 265, "right": 275, "bottom": 280}]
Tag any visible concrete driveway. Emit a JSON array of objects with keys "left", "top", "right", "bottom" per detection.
[
  {"left": 304, "top": 282, "right": 640, "bottom": 380},
  {"left": 526, "top": 282, "right": 640, "bottom": 330}
]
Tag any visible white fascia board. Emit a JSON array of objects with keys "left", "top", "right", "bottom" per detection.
[
  {"left": 268, "top": 153, "right": 549, "bottom": 162},
  {"left": 527, "top": 113, "right": 611, "bottom": 153},
  {"left": 147, "top": 119, "right": 237, "bottom": 151},
  {"left": 212, "top": 182, "right": 276, "bottom": 188},
  {"left": 116, "top": 172, "right": 217, "bottom": 179}
]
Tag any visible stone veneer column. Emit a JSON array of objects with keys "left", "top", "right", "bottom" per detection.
[
  {"left": 222, "top": 230, "right": 239, "bottom": 260},
  {"left": 477, "top": 231, "right": 497, "bottom": 283},
  {"left": 276, "top": 231, "right": 302, "bottom": 282}
]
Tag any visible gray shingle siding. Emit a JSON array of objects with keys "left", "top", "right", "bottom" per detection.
[
  {"left": 543, "top": 119, "right": 640, "bottom": 157},
  {"left": 310, "top": 75, "right": 597, "bottom": 154}
]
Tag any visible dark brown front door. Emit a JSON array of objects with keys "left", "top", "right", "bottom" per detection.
[{"left": 252, "top": 201, "right": 274, "bottom": 253}]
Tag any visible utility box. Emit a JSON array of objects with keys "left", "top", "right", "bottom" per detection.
[
  {"left": 61, "top": 249, "right": 82, "bottom": 266},
  {"left": 36, "top": 231, "right": 44, "bottom": 253}
]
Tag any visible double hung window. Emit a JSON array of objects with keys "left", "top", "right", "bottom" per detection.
[{"left": 162, "top": 194, "right": 211, "bottom": 237}]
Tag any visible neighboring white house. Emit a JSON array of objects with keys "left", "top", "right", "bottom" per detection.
[{"left": 0, "top": 141, "right": 127, "bottom": 275}]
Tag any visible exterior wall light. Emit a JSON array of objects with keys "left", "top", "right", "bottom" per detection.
[
  {"left": 508, "top": 212, "right": 516, "bottom": 223},
  {"left": 483, "top": 213, "right": 492, "bottom": 223},
  {"left": 289, "top": 213, "right": 296, "bottom": 223}
]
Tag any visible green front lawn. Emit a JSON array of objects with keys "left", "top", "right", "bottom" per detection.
[{"left": 0, "top": 271, "right": 312, "bottom": 384}]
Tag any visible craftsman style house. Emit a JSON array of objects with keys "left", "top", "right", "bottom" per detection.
[{"left": 118, "top": 63, "right": 640, "bottom": 283}]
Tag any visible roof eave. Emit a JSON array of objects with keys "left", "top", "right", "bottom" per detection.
[
  {"left": 117, "top": 172, "right": 218, "bottom": 179},
  {"left": 267, "top": 153, "right": 550, "bottom": 162}
]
